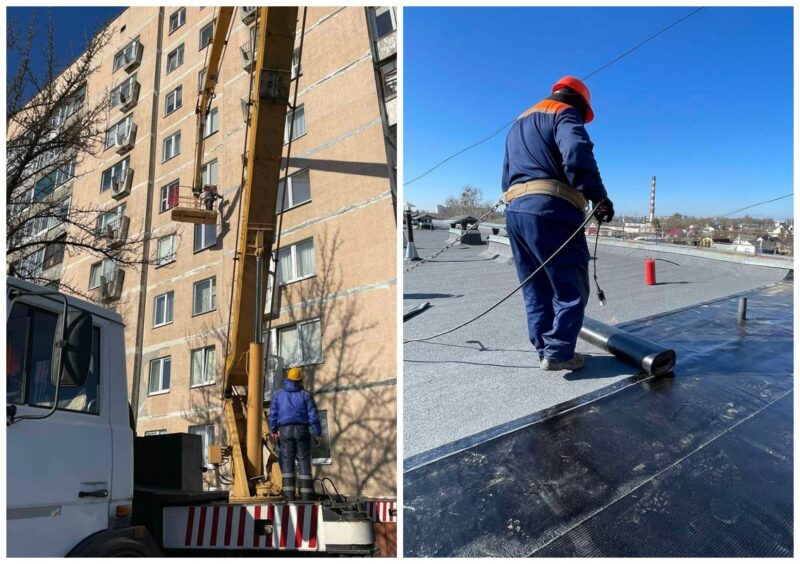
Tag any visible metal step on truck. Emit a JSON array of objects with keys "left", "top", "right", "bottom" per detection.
[{"left": 6, "top": 277, "right": 379, "bottom": 557}]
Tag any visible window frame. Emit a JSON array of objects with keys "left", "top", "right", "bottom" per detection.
[
  {"left": 192, "top": 276, "right": 217, "bottom": 316},
  {"left": 164, "top": 85, "right": 183, "bottom": 116},
  {"left": 166, "top": 44, "right": 185, "bottom": 74},
  {"left": 273, "top": 318, "right": 323, "bottom": 368},
  {"left": 112, "top": 38, "right": 140, "bottom": 73},
  {"left": 148, "top": 356, "right": 171, "bottom": 395},
  {"left": 168, "top": 7, "right": 186, "bottom": 34},
  {"left": 88, "top": 259, "right": 119, "bottom": 290},
  {"left": 371, "top": 6, "right": 397, "bottom": 40},
  {"left": 277, "top": 169, "right": 312, "bottom": 212},
  {"left": 188, "top": 423, "right": 215, "bottom": 466},
  {"left": 159, "top": 180, "right": 180, "bottom": 213},
  {"left": 162, "top": 131, "right": 182, "bottom": 162},
  {"left": 153, "top": 291, "right": 174, "bottom": 328},
  {"left": 155, "top": 234, "right": 177, "bottom": 267},
  {"left": 203, "top": 107, "right": 219, "bottom": 138},
  {"left": 190, "top": 345, "right": 216, "bottom": 388},
  {"left": 193, "top": 222, "right": 217, "bottom": 253},
  {"left": 277, "top": 237, "right": 316, "bottom": 285},
  {"left": 199, "top": 21, "right": 214, "bottom": 50},
  {"left": 284, "top": 105, "right": 306, "bottom": 144},
  {"left": 100, "top": 158, "right": 130, "bottom": 193}
]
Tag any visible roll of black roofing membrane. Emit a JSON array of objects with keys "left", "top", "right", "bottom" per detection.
[{"left": 580, "top": 317, "right": 676, "bottom": 377}]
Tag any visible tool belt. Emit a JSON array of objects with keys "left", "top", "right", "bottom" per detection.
[{"left": 503, "top": 179, "right": 587, "bottom": 210}]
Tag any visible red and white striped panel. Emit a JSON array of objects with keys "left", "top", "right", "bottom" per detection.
[
  {"left": 364, "top": 500, "right": 397, "bottom": 523},
  {"left": 163, "top": 503, "right": 324, "bottom": 551}
]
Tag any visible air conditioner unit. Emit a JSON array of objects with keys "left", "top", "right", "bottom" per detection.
[
  {"left": 240, "top": 7, "right": 257, "bottom": 24},
  {"left": 99, "top": 270, "right": 125, "bottom": 302},
  {"left": 104, "top": 215, "right": 130, "bottom": 248},
  {"left": 115, "top": 123, "right": 137, "bottom": 153},
  {"left": 240, "top": 43, "right": 254, "bottom": 72},
  {"left": 119, "top": 81, "right": 140, "bottom": 112},
  {"left": 111, "top": 168, "right": 134, "bottom": 200},
  {"left": 123, "top": 42, "right": 143, "bottom": 72}
]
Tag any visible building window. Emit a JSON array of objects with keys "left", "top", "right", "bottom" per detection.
[
  {"left": 291, "top": 49, "right": 301, "bottom": 79},
  {"left": 105, "top": 115, "right": 133, "bottom": 149},
  {"left": 198, "top": 68, "right": 207, "bottom": 93},
  {"left": 113, "top": 39, "right": 140, "bottom": 72},
  {"left": 100, "top": 158, "right": 129, "bottom": 193},
  {"left": 380, "top": 59, "right": 397, "bottom": 100},
  {"left": 199, "top": 21, "right": 214, "bottom": 49},
  {"left": 277, "top": 238, "right": 315, "bottom": 284},
  {"left": 144, "top": 429, "right": 167, "bottom": 436},
  {"left": 201, "top": 159, "right": 218, "bottom": 187},
  {"left": 89, "top": 259, "right": 119, "bottom": 289},
  {"left": 284, "top": 105, "right": 306, "bottom": 143},
  {"left": 194, "top": 223, "right": 217, "bottom": 252},
  {"left": 162, "top": 131, "right": 181, "bottom": 162},
  {"left": 275, "top": 319, "right": 322, "bottom": 368},
  {"left": 190, "top": 345, "right": 216, "bottom": 387},
  {"left": 193, "top": 277, "right": 216, "bottom": 315},
  {"left": 311, "top": 410, "right": 332, "bottom": 465},
  {"left": 169, "top": 8, "right": 186, "bottom": 33},
  {"left": 166, "top": 44, "right": 184, "bottom": 74},
  {"left": 148, "top": 356, "right": 171, "bottom": 395},
  {"left": 188, "top": 424, "right": 214, "bottom": 466},
  {"left": 156, "top": 234, "right": 177, "bottom": 266},
  {"left": 165, "top": 86, "right": 183, "bottom": 115},
  {"left": 51, "top": 84, "right": 86, "bottom": 128},
  {"left": 153, "top": 291, "right": 174, "bottom": 327},
  {"left": 160, "top": 180, "right": 180, "bottom": 212},
  {"left": 371, "top": 7, "right": 396, "bottom": 40},
  {"left": 110, "top": 75, "right": 137, "bottom": 108},
  {"left": 203, "top": 107, "right": 219, "bottom": 138},
  {"left": 19, "top": 249, "right": 45, "bottom": 278},
  {"left": 277, "top": 169, "right": 311, "bottom": 212},
  {"left": 42, "top": 236, "right": 66, "bottom": 270},
  {"left": 96, "top": 203, "right": 126, "bottom": 236}
]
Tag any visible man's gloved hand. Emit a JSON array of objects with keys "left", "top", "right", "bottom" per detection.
[
  {"left": 271, "top": 432, "right": 280, "bottom": 440},
  {"left": 595, "top": 199, "right": 615, "bottom": 223},
  {"left": 314, "top": 436, "right": 323, "bottom": 447}
]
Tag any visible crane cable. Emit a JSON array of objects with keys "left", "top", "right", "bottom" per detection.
[
  {"left": 404, "top": 201, "right": 605, "bottom": 344},
  {"left": 404, "top": 7, "right": 705, "bottom": 186}
]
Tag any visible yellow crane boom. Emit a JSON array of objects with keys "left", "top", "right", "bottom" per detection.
[{"left": 178, "top": 6, "right": 300, "bottom": 501}]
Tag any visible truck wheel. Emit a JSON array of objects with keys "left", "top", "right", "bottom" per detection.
[{"left": 67, "top": 526, "right": 161, "bottom": 557}]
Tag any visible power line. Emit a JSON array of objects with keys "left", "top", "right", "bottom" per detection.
[
  {"left": 720, "top": 193, "right": 793, "bottom": 218},
  {"left": 404, "top": 7, "right": 706, "bottom": 186}
]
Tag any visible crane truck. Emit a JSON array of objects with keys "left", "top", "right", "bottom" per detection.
[{"left": 7, "top": 6, "right": 393, "bottom": 556}]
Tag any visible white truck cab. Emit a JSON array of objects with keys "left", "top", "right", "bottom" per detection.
[{"left": 6, "top": 277, "right": 156, "bottom": 556}]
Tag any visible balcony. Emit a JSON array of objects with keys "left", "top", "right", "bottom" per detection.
[{"left": 376, "top": 30, "right": 397, "bottom": 62}]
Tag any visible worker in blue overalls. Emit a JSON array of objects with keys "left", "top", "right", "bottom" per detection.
[
  {"left": 502, "top": 76, "right": 614, "bottom": 371},
  {"left": 268, "top": 367, "right": 323, "bottom": 501}
]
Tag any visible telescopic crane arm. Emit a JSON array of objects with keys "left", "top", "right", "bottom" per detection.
[{"left": 181, "top": 6, "right": 300, "bottom": 501}]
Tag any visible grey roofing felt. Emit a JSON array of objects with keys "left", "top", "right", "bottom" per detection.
[{"left": 403, "top": 228, "right": 790, "bottom": 461}]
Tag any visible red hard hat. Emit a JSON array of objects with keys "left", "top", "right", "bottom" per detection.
[{"left": 552, "top": 76, "right": 594, "bottom": 123}]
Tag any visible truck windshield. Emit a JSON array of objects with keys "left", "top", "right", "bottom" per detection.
[{"left": 7, "top": 302, "right": 100, "bottom": 414}]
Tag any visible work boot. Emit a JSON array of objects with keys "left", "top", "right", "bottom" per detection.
[{"left": 541, "top": 353, "right": 584, "bottom": 371}]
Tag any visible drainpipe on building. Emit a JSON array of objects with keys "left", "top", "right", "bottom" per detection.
[
  {"left": 130, "top": 7, "right": 165, "bottom": 431},
  {"left": 364, "top": 7, "right": 397, "bottom": 224}
]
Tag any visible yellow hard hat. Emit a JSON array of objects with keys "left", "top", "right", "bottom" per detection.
[{"left": 287, "top": 367, "right": 302, "bottom": 381}]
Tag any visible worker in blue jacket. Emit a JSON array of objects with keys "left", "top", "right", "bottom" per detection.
[
  {"left": 501, "top": 76, "right": 614, "bottom": 371},
  {"left": 268, "top": 367, "right": 323, "bottom": 501}
]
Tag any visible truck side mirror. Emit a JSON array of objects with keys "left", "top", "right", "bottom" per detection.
[{"left": 52, "top": 309, "right": 93, "bottom": 388}]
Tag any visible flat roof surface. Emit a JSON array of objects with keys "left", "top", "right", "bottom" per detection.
[
  {"left": 405, "top": 281, "right": 793, "bottom": 556},
  {"left": 403, "top": 228, "right": 790, "bottom": 462}
]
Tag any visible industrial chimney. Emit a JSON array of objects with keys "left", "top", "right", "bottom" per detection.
[{"left": 649, "top": 176, "right": 656, "bottom": 224}]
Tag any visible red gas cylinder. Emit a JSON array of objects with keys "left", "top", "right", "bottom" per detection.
[{"left": 645, "top": 258, "right": 656, "bottom": 286}]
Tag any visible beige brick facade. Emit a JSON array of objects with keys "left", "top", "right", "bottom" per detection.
[{"left": 31, "top": 6, "right": 396, "bottom": 498}]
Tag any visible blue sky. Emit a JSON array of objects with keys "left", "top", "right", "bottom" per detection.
[
  {"left": 7, "top": 7, "right": 123, "bottom": 102},
  {"left": 404, "top": 7, "right": 794, "bottom": 220}
]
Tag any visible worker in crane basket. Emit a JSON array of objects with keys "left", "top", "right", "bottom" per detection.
[
  {"left": 501, "top": 76, "right": 614, "bottom": 371},
  {"left": 268, "top": 367, "right": 323, "bottom": 502},
  {"left": 201, "top": 184, "right": 222, "bottom": 211}
]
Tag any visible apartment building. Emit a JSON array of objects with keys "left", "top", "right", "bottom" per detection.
[{"left": 12, "top": 6, "right": 397, "bottom": 499}]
